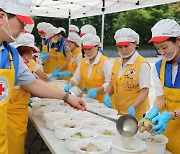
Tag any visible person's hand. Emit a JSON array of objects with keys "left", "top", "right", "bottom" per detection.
[
  {"left": 128, "top": 106, "right": 135, "bottom": 116},
  {"left": 39, "top": 52, "right": 48, "bottom": 61},
  {"left": 151, "top": 111, "right": 171, "bottom": 136},
  {"left": 144, "top": 106, "right": 159, "bottom": 119},
  {"left": 67, "top": 94, "right": 86, "bottom": 111},
  {"left": 103, "top": 93, "right": 112, "bottom": 108},
  {"left": 87, "top": 88, "right": 98, "bottom": 98},
  {"left": 81, "top": 86, "right": 87, "bottom": 92},
  {"left": 64, "top": 83, "right": 72, "bottom": 92}
]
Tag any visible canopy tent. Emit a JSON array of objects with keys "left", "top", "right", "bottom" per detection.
[
  {"left": 31, "top": 0, "right": 179, "bottom": 48},
  {"left": 31, "top": 0, "right": 178, "bottom": 19}
]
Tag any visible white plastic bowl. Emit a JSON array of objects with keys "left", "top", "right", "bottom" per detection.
[
  {"left": 74, "top": 139, "right": 110, "bottom": 154},
  {"left": 96, "top": 108, "right": 118, "bottom": 116},
  {"left": 64, "top": 129, "right": 97, "bottom": 152},
  {"left": 45, "top": 112, "right": 71, "bottom": 130},
  {"left": 86, "top": 103, "right": 107, "bottom": 111},
  {"left": 110, "top": 137, "right": 146, "bottom": 154},
  {"left": 31, "top": 102, "right": 41, "bottom": 116},
  {"left": 82, "top": 119, "right": 109, "bottom": 130},
  {"left": 53, "top": 120, "right": 82, "bottom": 140},
  {"left": 82, "top": 98, "right": 99, "bottom": 104},
  {"left": 94, "top": 127, "right": 120, "bottom": 142},
  {"left": 71, "top": 111, "right": 97, "bottom": 121},
  {"left": 136, "top": 132, "right": 168, "bottom": 154}
]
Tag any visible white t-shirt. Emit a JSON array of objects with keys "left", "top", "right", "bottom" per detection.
[{"left": 117, "top": 51, "right": 151, "bottom": 89}]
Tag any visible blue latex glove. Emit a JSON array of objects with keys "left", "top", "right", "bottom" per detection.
[
  {"left": 128, "top": 106, "right": 135, "bottom": 116},
  {"left": 39, "top": 52, "right": 48, "bottom": 61},
  {"left": 81, "top": 86, "right": 87, "bottom": 92},
  {"left": 28, "top": 98, "right": 32, "bottom": 107},
  {"left": 52, "top": 67, "right": 59, "bottom": 74},
  {"left": 64, "top": 83, "right": 72, "bottom": 92},
  {"left": 144, "top": 106, "right": 159, "bottom": 119},
  {"left": 87, "top": 88, "right": 98, "bottom": 98},
  {"left": 52, "top": 71, "right": 71, "bottom": 79},
  {"left": 103, "top": 93, "right": 112, "bottom": 108},
  {"left": 151, "top": 111, "right": 171, "bottom": 136}
]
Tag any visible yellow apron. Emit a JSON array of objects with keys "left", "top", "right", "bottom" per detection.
[
  {"left": 48, "top": 47, "right": 59, "bottom": 73},
  {"left": 7, "top": 87, "right": 30, "bottom": 154},
  {"left": 68, "top": 47, "right": 82, "bottom": 74},
  {"left": 28, "top": 59, "right": 37, "bottom": 73},
  {"left": 160, "top": 60, "right": 180, "bottom": 154},
  {"left": 0, "top": 54, "right": 14, "bottom": 154},
  {"left": 80, "top": 55, "right": 108, "bottom": 103},
  {"left": 42, "top": 43, "right": 51, "bottom": 73},
  {"left": 112, "top": 55, "right": 150, "bottom": 120},
  {"left": 68, "top": 47, "right": 83, "bottom": 88}
]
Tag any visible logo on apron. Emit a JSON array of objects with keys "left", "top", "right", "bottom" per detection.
[
  {"left": 0, "top": 77, "right": 9, "bottom": 102},
  {"left": 128, "top": 69, "right": 135, "bottom": 76}
]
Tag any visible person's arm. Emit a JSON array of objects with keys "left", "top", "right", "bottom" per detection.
[
  {"left": 21, "top": 79, "right": 85, "bottom": 110},
  {"left": 96, "top": 59, "right": 112, "bottom": 93},
  {"left": 58, "top": 51, "right": 72, "bottom": 71},
  {"left": 131, "top": 88, "right": 149, "bottom": 108},
  {"left": 132, "top": 62, "right": 151, "bottom": 108},
  {"left": 35, "top": 69, "right": 49, "bottom": 81}
]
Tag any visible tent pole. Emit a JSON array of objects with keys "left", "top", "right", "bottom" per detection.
[
  {"left": 68, "top": 9, "right": 71, "bottom": 35},
  {"left": 101, "top": 0, "right": 105, "bottom": 50},
  {"left": 101, "top": 12, "right": 105, "bottom": 50}
]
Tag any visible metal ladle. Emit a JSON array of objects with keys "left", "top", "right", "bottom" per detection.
[
  {"left": 68, "top": 86, "right": 138, "bottom": 137},
  {"left": 86, "top": 109, "right": 138, "bottom": 137}
]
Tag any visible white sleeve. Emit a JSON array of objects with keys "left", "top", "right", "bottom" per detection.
[
  {"left": 152, "top": 64, "right": 164, "bottom": 96},
  {"left": 75, "top": 54, "right": 82, "bottom": 66},
  {"left": 70, "top": 61, "right": 82, "bottom": 85},
  {"left": 138, "top": 62, "right": 151, "bottom": 89},
  {"left": 33, "top": 64, "right": 42, "bottom": 73},
  {"left": 102, "top": 59, "right": 112, "bottom": 91}
]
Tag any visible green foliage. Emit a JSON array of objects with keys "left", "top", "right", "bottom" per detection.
[{"left": 32, "top": 2, "right": 179, "bottom": 49}]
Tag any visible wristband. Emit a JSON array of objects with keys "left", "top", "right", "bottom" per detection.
[{"left": 63, "top": 92, "right": 70, "bottom": 102}]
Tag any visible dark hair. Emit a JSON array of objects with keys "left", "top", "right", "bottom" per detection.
[
  {"left": 0, "top": 9, "right": 15, "bottom": 19},
  {"left": 166, "top": 37, "right": 177, "bottom": 43},
  {"left": 17, "top": 46, "right": 34, "bottom": 56},
  {"left": 57, "top": 31, "right": 67, "bottom": 38}
]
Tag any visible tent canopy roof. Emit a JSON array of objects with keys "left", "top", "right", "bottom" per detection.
[{"left": 31, "top": 0, "right": 178, "bottom": 19}]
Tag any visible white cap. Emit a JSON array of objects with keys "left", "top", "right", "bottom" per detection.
[
  {"left": 114, "top": 28, "right": 139, "bottom": 46},
  {"left": 45, "top": 26, "right": 58, "bottom": 38},
  {"left": 0, "top": 0, "right": 33, "bottom": 24},
  {"left": 37, "top": 22, "right": 46, "bottom": 31},
  {"left": 69, "top": 25, "right": 79, "bottom": 33},
  {"left": 149, "top": 19, "right": 180, "bottom": 43},
  {"left": 11, "top": 33, "right": 39, "bottom": 52},
  {"left": 54, "top": 27, "right": 66, "bottom": 35},
  {"left": 66, "top": 32, "right": 81, "bottom": 47},
  {"left": 81, "top": 33, "right": 100, "bottom": 49},
  {"left": 24, "top": 24, "right": 34, "bottom": 33},
  {"left": 80, "top": 24, "right": 97, "bottom": 36}
]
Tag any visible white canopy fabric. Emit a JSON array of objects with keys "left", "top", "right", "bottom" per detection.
[{"left": 31, "top": 0, "right": 179, "bottom": 19}]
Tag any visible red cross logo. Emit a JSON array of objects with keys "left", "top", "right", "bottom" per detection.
[
  {"left": 0, "top": 84, "right": 5, "bottom": 95},
  {"left": 128, "top": 69, "right": 135, "bottom": 76}
]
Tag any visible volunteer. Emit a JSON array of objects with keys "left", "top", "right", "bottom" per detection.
[
  {"left": 80, "top": 24, "right": 104, "bottom": 55},
  {"left": 37, "top": 22, "right": 52, "bottom": 73},
  {"left": 11, "top": 33, "right": 49, "bottom": 81},
  {"left": 50, "top": 27, "right": 73, "bottom": 79},
  {"left": 69, "top": 24, "right": 79, "bottom": 34},
  {"left": 144, "top": 19, "right": 180, "bottom": 154},
  {"left": 64, "top": 33, "right": 111, "bottom": 103},
  {"left": 103, "top": 28, "right": 151, "bottom": 120},
  {"left": 0, "top": 1, "right": 85, "bottom": 153},
  {"left": 52, "top": 32, "right": 82, "bottom": 80}
]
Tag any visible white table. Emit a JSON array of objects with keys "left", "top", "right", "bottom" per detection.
[
  {"left": 28, "top": 108, "right": 73, "bottom": 154},
  {"left": 28, "top": 107, "right": 172, "bottom": 154}
]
